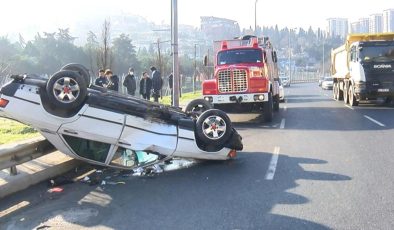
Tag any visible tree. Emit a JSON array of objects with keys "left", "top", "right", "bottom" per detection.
[
  {"left": 97, "top": 19, "right": 112, "bottom": 70},
  {"left": 85, "top": 31, "right": 99, "bottom": 75},
  {"left": 112, "top": 33, "right": 140, "bottom": 74}
]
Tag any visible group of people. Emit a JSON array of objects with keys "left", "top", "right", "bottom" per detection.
[{"left": 94, "top": 66, "right": 163, "bottom": 103}]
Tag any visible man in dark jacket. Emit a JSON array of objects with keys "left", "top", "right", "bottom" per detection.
[
  {"left": 105, "top": 69, "right": 119, "bottom": 92},
  {"left": 150, "top": 66, "right": 162, "bottom": 102},
  {"left": 140, "top": 72, "right": 152, "bottom": 100},
  {"left": 95, "top": 69, "right": 108, "bottom": 87},
  {"left": 123, "top": 68, "right": 137, "bottom": 96}
]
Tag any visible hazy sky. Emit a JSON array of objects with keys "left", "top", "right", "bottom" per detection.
[{"left": 0, "top": 0, "right": 393, "bottom": 34}]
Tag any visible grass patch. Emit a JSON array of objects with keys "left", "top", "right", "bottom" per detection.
[
  {"left": 0, "top": 118, "right": 40, "bottom": 145},
  {"left": 161, "top": 91, "right": 202, "bottom": 105}
]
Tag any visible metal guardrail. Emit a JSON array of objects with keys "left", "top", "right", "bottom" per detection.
[{"left": 0, "top": 137, "right": 55, "bottom": 175}]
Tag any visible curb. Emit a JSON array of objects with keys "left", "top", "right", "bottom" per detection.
[{"left": 0, "top": 151, "right": 81, "bottom": 199}]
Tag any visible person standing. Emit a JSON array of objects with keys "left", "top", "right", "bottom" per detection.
[
  {"left": 105, "top": 69, "right": 119, "bottom": 92},
  {"left": 150, "top": 66, "right": 162, "bottom": 102},
  {"left": 123, "top": 67, "right": 137, "bottom": 96},
  {"left": 139, "top": 72, "right": 152, "bottom": 100},
  {"left": 95, "top": 69, "right": 108, "bottom": 87}
]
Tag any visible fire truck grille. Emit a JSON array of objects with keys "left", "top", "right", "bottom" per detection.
[{"left": 218, "top": 69, "right": 247, "bottom": 93}]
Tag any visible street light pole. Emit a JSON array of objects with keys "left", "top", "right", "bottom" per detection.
[
  {"left": 254, "top": 0, "right": 258, "bottom": 35},
  {"left": 171, "top": 0, "right": 180, "bottom": 107}
]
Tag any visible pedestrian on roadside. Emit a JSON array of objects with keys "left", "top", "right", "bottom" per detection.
[
  {"left": 123, "top": 67, "right": 137, "bottom": 96},
  {"left": 94, "top": 69, "right": 108, "bottom": 87},
  {"left": 168, "top": 72, "right": 173, "bottom": 105},
  {"left": 140, "top": 72, "right": 152, "bottom": 100},
  {"left": 105, "top": 69, "right": 119, "bottom": 92},
  {"left": 150, "top": 66, "right": 163, "bottom": 102}
]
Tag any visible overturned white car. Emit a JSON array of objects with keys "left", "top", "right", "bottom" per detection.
[{"left": 0, "top": 64, "right": 242, "bottom": 170}]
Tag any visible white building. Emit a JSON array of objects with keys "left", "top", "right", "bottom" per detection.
[
  {"left": 383, "top": 9, "right": 394, "bottom": 32},
  {"left": 369, "top": 14, "right": 383, "bottom": 33},
  {"left": 327, "top": 18, "right": 348, "bottom": 38}
]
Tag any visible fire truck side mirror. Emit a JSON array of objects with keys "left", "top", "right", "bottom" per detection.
[{"left": 203, "top": 55, "right": 208, "bottom": 66}]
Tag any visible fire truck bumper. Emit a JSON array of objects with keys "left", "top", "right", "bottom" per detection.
[{"left": 204, "top": 93, "right": 269, "bottom": 104}]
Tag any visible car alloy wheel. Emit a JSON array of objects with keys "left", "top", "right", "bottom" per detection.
[
  {"left": 202, "top": 115, "right": 227, "bottom": 140},
  {"left": 53, "top": 77, "right": 80, "bottom": 104}
]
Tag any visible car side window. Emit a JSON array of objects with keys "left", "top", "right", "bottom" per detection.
[
  {"left": 110, "top": 147, "right": 159, "bottom": 168},
  {"left": 63, "top": 135, "right": 110, "bottom": 163}
]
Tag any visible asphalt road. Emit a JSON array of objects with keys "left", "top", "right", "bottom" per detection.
[{"left": 1, "top": 83, "right": 394, "bottom": 230}]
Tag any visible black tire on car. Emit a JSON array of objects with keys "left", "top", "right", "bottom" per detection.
[
  {"left": 195, "top": 109, "right": 232, "bottom": 147},
  {"left": 263, "top": 92, "right": 273, "bottom": 122},
  {"left": 343, "top": 84, "right": 349, "bottom": 104},
  {"left": 61, "top": 63, "right": 91, "bottom": 86},
  {"left": 46, "top": 70, "right": 87, "bottom": 109},
  {"left": 273, "top": 94, "right": 280, "bottom": 111},
  {"left": 185, "top": 99, "right": 213, "bottom": 118},
  {"left": 333, "top": 83, "right": 338, "bottom": 100},
  {"left": 348, "top": 85, "right": 359, "bottom": 106}
]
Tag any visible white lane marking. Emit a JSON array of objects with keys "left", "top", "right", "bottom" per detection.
[
  {"left": 284, "top": 105, "right": 287, "bottom": 112},
  {"left": 345, "top": 105, "right": 354, "bottom": 110},
  {"left": 265, "top": 146, "right": 280, "bottom": 180},
  {"left": 364, "top": 115, "right": 385, "bottom": 127},
  {"left": 280, "top": 119, "right": 285, "bottom": 129}
]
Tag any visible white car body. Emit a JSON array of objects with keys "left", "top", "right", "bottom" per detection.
[
  {"left": 0, "top": 68, "right": 242, "bottom": 170},
  {"left": 321, "top": 77, "right": 333, "bottom": 90}
]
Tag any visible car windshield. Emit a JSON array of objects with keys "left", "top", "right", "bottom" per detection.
[
  {"left": 217, "top": 49, "right": 262, "bottom": 65},
  {"left": 324, "top": 77, "right": 333, "bottom": 81},
  {"left": 360, "top": 45, "right": 394, "bottom": 62}
]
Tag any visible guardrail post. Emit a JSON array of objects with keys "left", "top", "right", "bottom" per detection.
[{"left": 10, "top": 165, "right": 17, "bottom": 175}]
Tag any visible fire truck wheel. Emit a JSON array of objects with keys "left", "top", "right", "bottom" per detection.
[
  {"left": 185, "top": 99, "right": 213, "bottom": 118},
  {"left": 46, "top": 70, "right": 87, "bottom": 109},
  {"left": 263, "top": 93, "right": 273, "bottom": 122},
  {"left": 273, "top": 95, "right": 280, "bottom": 111},
  {"left": 196, "top": 109, "right": 232, "bottom": 147}
]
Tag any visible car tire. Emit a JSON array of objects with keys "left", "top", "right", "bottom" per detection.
[
  {"left": 273, "top": 94, "right": 280, "bottom": 111},
  {"left": 46, "top": 70, "right": 87, "bottom": 109},
  {"left": 263, "top": 92, "right": 273, "bottom": 122},
  {"left": 348, "top": 85, "right": 359, "bottom": 106},
  {"left": 333, "top": 83, "right": 338, "bottom": 100},
  {"left": 61, "top": 63, "right": 91, "bottom": 86},
  {"left": 195, "top": 109, "right": 232, "bottom": 147},
  {"left": 343, "top": 84, "right": 349, "bottom": 104},
  {"left": 185, "top": 99, "right": 213, "bottom": 118}
]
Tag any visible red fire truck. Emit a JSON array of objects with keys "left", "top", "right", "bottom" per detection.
[{"left": 201, "top": 35, "right": 280, "bottom": 122}]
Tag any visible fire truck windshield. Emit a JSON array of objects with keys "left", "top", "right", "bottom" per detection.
[{"left": 217, "top": 49, "right": 262, "bottom": 65}]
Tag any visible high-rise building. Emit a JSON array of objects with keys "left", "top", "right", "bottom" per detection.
[
  {"left": 383, "top": 9, "right": 394, "bottom": 32},
  {"left": 369, "top": 14, "right": 383, "bottom": 33},
  {"left": 200, "top": 16, "right": 240, "bottom": 41},
  {"left": 350, "top": 21, "right": 361, "bottom": 33},
  {"left": 327, "top": 18, "right": 348, "bottom": 38},
  {"left": 359, "top": 18, "right": 370, "bottom": 33}
]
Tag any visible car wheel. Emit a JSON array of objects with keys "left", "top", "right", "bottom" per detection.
[
  {"left": 343, "top": 85, "right": 349, "bottom": 104},
  {"left": 46, "top": 70, "right": 87, "bottom": 109},
  {"left": 61, "top": 63, "right": 91, "bottom": 86},
  {"left": 333, "top": 83, "right": 338, "bottom": 100},
  {"left": 185, "top": 99, "right": 213, "bottom": 118},
  {"left": 349, "top": 85, "right": 359, "bottom": 106},
  {"left": 273, "top": 94, "right": 280, "bottom": 111},
  {"left": 196, "top": 109, "right": 232, "bottom": 147},
  {"left": 263, "top": 92, "right": 273, "bottom": 122}
]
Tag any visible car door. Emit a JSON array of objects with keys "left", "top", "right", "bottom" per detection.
[
  {"left": 58, "top": 106, "right": 125, "bottom": 165},
  {"left": 117, "top": 114, "right": 178, "bottom": 159}
]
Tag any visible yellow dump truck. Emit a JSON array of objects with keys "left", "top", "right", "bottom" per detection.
[{"left": 331, "top": 33, "right": 394, "bottom": 106}]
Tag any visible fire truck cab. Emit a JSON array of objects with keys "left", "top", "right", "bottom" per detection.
[{"left": 202, "top": 35, "right": 280, "bottom": 122}]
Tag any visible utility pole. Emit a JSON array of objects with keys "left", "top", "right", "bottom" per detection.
[
  {"left": 193, "top": 44, "right": 197, "bottom": 94},
  {"left": 171, "top": 0, "right": 180, "bottom": 107},
  {"left": 254, "top": 0, "right": 258, "bottom": 35},
  {"left": 322, "top": 38, "right": 325, "bottom": 77}
]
